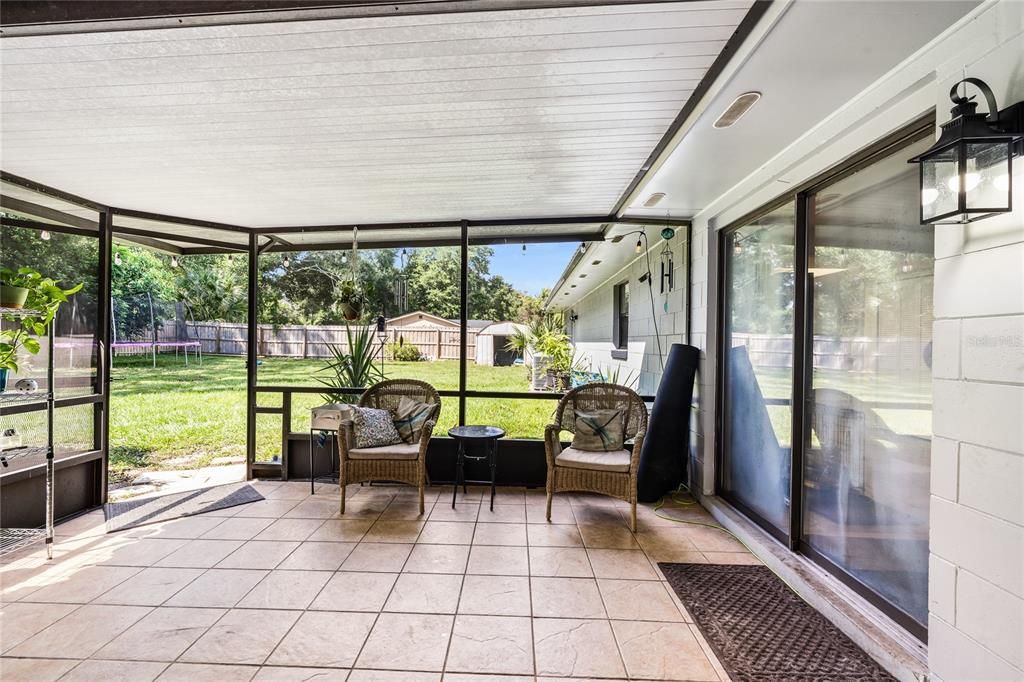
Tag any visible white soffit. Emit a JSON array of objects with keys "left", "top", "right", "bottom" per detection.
[
  {"left": 626, "top": 0, "right": 980, "bottom": 218},
  {"left": 1, "top": 1, "right": 753, "bottom": 228}
]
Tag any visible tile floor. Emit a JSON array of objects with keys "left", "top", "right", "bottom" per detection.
[{"left": 0, "top": 481, "right": 760, "bottom": 681}]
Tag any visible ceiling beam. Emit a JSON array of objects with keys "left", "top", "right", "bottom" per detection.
[
  {"left": 113, "top": 234, "right": 183, "bottom": 255},
  {"left": 112, "top": 207, "right": 251, "bottom": 234},
  {"left": 112, "top": 225, "right": 248, "bottom": 251},
  {"left": 0, "top": 194, "right": 98, "bottom": 230},
  {"left": 1, "top": 171, "right": 106, "bottom": 212}
]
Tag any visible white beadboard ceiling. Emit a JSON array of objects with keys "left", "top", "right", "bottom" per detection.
[{"left": 0, "top": 1, "right": 753, "bottom": 229}]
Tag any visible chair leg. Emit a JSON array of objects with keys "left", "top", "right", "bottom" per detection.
[
  {"left": 339, "top": 472, "right": 347, "bottom": 515},
  {"left": 630, "top": 499, "right": 637, "bottom": 533},
  {"left": 418, "top": 481, "right": 425, "bottom": 516},
  {"left": 545, "top": 471, "right": 553, "bottom": 522}
]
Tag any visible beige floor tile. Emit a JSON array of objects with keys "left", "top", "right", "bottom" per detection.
[
  {"left": 427, "top": 503, "right": 480, "bottom": 523},
  {"left": 476, "top": 505, "right": 526, "bottom": 524},
  {"left": 201, "top": 518, "right": 276, "bottom": 541},
  {"left": 363, "top": 520, "right": 425, "bottom": 543},
  {"left": 526, "top": 504, "right": 576, "bottom": 524},
  {"left": 253, "top": 519, "right": 324, "bottom": 542},
  {"left": 125, "top": 515, "right": 226, "bottom": 540},
  {"left": 253, "top": 666, "right": 350, "bottom": 680},
  {"left": 53, "top": 510, "right": 107, "bottom": 539},
  {"left": 0, "top": 657, "right": 78, "bottom": 681},
  {"left": 156, "top": 662, "right": 259, "bottom": 681},
  {"left": 0, "top": 602, "right": 78, "bottom": 653},
  {"left": 18, "top": 565, "right": 142, "bottom": 603},
  {"left": 217, "top": 541, "right": 302, "bottom": 570},
  {"left": 285, "top": 498, "right": 343, "bottom": 520},
  {"left": 356, "top": 612, "right": 453, "bottom": 671},
  {"left": 310, "top": 571, "right": 398, "bottom": 612},
  {"left": 634, "top": 528, "right": 699, "bottom": 555},
  {"left": 93, "top": 567, "right": 205, "bottom": 606},
  {"left": 384, "top": 572, "right": 462, "bottom": 614},
  {"left": 466, "top": 546, "right": 529, "bottom": 576},
  {"left": 277, "top": 542, "right": 354, "bottom": 571},
  {"left": 492, "top": 488, "right": 527, "bottom": 505},
  {"left": 379, "top": 503, "right": 432, "bottom": 521},
  {"left": 598, "top": 579, "right": 685, "bottom": 622},
  {"left": 587, "top": 549, "right": 658, "bottom": 580},
  {"left": 155, "top": 540, "right": 246, "bottom": 568},
  {"left": 267, "top": 611, "right": 376, "bottom": 668},
  {"left": 237, "top": 570, "right": 332, "bottom": 610},
  {"left": 165, "top": 569, "right": 268, "bottom": 608},
  {"left": 445, "top": 615, "right": 533, "bottom": 675},
  {"left": 62, "top": 659, "right": 167, "bottom": 681},
  {"left": 341, "top": 543, "right": 413, "bottom": 572},
  {"left": 611, "top": 620, "right": 718, "bottom": 680},
  {"left": 444, "top": 675, "right": 533, "bottom": 682},
  {"left": 642, "top": 547, "right": 708, "bottom": 564},
  {"left": 571, "top": 506, "right": 628, "bottom": 527},
  {"left": 97, "top": 606, "right": 225, "bottom": 661},
  {"left": 702, "top": 551, "right": 761, "bottom": 564},
  {"left": 533, "top": 618, "right": 626, "bottom": 678},
  {"left": 405, "top": 544, "right": 470, "bottom": 574},
  {"left": 308, "top": 520, "right": 373, "bottom": 543},
  {"left": 472, "top": 523, "right": 527, "bottom": 546},
  {"left": 181, "top": 608, "right": 300, "bottom": 665},
  {"left": 531, "top": 577, "right": 606, "bottom": 618},
  {"left": 89, "top": 538, "right": 190, "bottom": 567},
  {"left": 348, "top": 671, "right": 439, "bottom": 682},
  {"left": 528, "top": 547, "right": 593, "bottom": 577},
  {"left": 675, "top": 526, "right": 746, "bottom": 553},
  {"left": 6, "top": 604, "right": 150, "bottom": 658},
  {"left": 527, "top": 524, "right": 583, "bottom": 547},
  {"left": 418, "top": 521, "right": 476, "bottom": 545},
  {"left": 458, "top": 575, "right": 531, "bottom": 616},
  {"left": 232, "top": 499, "right": 302, "bottom": 519},
  {"left": 578, "top": 524, "right": 640, "bottom": 550}
]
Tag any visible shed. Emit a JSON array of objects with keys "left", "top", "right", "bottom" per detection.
[{"left": 475, "top": 322, "right": 531, "bottom": 366}]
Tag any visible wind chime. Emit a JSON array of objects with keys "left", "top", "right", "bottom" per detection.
[{"left": 393, "top": 248, "right": 409, "bottom": 315}]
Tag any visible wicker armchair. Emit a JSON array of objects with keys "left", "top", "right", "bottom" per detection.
[
  {"left": 544, "top": 383, "right": 648, "bottom": 531},
  {"left": 337, "top": 379, "right": 441, "bottom": 515}
]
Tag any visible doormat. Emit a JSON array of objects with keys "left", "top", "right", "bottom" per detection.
[
  {"left": 660, "top": 563, "right": 896, "bottom": 681},
  {"left": 105, "top": 482, "right": 264, "bottom": 532}
]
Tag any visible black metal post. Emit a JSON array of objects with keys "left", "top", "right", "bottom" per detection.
[
  {"left": 246, "top": 232, "right": 258, "bottom": 480},
  {"left": 788, "top": 192, "right": 812, "bottom": 550},
  {"left": 96, "top": 211, "right": 113, "bottom": 503},
  {"left": 459, "top": 220, "right": 469, "bottom": 426}
]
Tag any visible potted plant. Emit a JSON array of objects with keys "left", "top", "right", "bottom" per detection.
[
  {"left": 338, "top": 279, "right": 368, "bottom": 321},
  {"left": 317, "top": 323, "right": 385, "bottom": 403},
  {"left": 0, "top": 267, "right": 83, "bottom": 392},
  {"left": 536, "top": 331, "right": 573, "bottom": 391}
]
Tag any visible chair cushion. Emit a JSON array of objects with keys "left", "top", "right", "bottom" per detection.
[
  {"left": 349, "top": 442, "right": 421, "bottom": 460},
  {"left": 393, "top": 396, "right": 435, "bottom": 443},
  {"left": 353, "top": 407, "right": 402, "bottom": 449},
  {"left": 556, "top": 446, "right": 631, "bottom": 473},
  {"left": 571, "top": 409, "right": 625, "bottom": 452}
]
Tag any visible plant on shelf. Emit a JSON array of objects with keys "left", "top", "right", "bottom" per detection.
[
  {"left": 317, "top": 323, "right": 385, "bottom": 404},
  {"left": 0, "top": 267, "right": 83, "bottom": 391}
]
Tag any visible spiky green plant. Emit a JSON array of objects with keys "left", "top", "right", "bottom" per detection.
[{"left": 317, "top": 323, "right": 385, "bottom": 403}]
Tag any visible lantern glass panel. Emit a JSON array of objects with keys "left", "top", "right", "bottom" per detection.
[
  {"left": 922, "top": 145, "right": 959, "bottom": 222},
  {"left": 966, "top": 141, "right": 1011, "bottom": 212}
]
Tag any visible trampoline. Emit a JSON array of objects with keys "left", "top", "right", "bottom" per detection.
[{"left": 112, "top": 293, "right": 203, "bottom": 367}]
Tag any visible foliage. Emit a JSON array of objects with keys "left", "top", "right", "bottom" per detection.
[
  {"left": 317, "top": 324, "right": 386, "bottom": 403},
  {"left": 600, "top": 363, "right": 639, "bottom": 389},
  {"left": 176, "top": 257, "right": 247, "bottom": 322},
  {"left": 535, "top": 330, "right": 573, "bottom": 374},
  {"left": 388, "top": 341, "right": 423, "bottom": 362},
  {"left": 0, "top": 266, "right": 83, "bottom": 372}
]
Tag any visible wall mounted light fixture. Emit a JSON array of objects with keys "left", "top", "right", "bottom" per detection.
[{"left": 909, "top": 77, "right": 1023, "bottom": 224}]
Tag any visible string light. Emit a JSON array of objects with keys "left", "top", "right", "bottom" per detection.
[
  {"left": 634, "top": 237, "right": 643, "bottom": 254},
  {"left": 40, "top": 230, "right": 51, "bottom": 241},
  {"left": 522, "top": 243, "right": 526, "bottom": 255},
  {"left": 114, "top": 252, "right": 122, "bottom": 266},
  {"left": 283, "top": 255, "right": 291, "bottom": 268},
  {"left": 170, "top": 256, "right": 179, "bottom": 268}
]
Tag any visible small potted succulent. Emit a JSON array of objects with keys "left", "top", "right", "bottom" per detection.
[{"left": 0, "top": 267, "right": 82, "bottom": 392}]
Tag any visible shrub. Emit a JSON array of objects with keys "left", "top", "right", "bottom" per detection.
[{"left": 388, "top": 342, "right": 423, "bottom": 362}]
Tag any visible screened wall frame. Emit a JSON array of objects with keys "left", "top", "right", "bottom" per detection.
[{"left": 713, "top": 114, "right": 936, "bottom": 642}]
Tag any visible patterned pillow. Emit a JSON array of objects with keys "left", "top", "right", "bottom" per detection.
[
  {"left": 393, "top": 396, "right": 436, "bottom": 443},
  {"left": 353, "top": 407, "right": 402, "bottom": 449},
  {"left": 571, "top": 409, "right": 625, "bottom": 452}
]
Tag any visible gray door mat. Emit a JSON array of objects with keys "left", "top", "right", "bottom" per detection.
[
  {"left": 104, "top": 482, "right": 264, "bottom": 532},
  {"left": 660, "top": 562, "right": 897, "bottom": 681}
]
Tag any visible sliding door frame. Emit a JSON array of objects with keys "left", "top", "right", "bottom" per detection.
[{"left": 714, "top": 114, "right": 936, "bottom": 641}]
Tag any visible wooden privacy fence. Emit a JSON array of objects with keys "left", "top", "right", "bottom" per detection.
[{"left": 159, "top": 321, "right": 478, "bottom": 360}]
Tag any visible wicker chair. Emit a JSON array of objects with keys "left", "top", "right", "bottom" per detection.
[
  {"left": 544, "top": 383, "right": 648, "bottom": 531},
  {"left": 337, "top": 379, "right": 441, "bottom": 515}
]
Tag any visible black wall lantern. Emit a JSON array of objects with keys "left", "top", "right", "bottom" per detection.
[{"left": 909, "top": 77, "right": 1023, "bottom": 224}]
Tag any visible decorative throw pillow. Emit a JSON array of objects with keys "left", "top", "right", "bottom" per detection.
[
  {"left": 353, "top": 407, "right": 402, "bottom": 449},
  {"left": 571, "top": 409, "right": 625, "bottom": 452},
  {"left": 393, "top": 396, "right": 435, "bottom": 443}
]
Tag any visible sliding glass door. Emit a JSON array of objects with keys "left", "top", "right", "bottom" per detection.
[{"left": 718, "top": 126, "right": 933, "bottom": 638}]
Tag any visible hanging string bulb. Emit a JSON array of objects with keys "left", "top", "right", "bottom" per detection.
[
  {"left": 522, "top": 243, "right": 526, "bottom": 255},
  {"left": 283, "top": 254, "right": 291, "bottom": 268},
  {"left": 114, "top": 252, "right": 122, "bottom": 266},
  {"left": 39, "top": 230, "right": 51, "bottom": 241},
  {"left": 634, "top": 236, "right": 643, "bottom": 254},
  {"left": 170, "top": 256, "right": 179, "bottom": 268}
]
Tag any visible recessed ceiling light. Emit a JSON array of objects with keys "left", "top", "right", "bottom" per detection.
[
  {"left": 643, "top": 193, "right": 666, "bottom": 208},
  {"left": 591, "top": 260, "right": 602, "bottom": 266},
  {"left": 579, "top": 274, "right": 587, "bottom": 278},
  {"left": 610, "top": 235, "right": 624, "bottom": 243},
  {"left": 714, "top": 92, "right": 761, "bottom": 129},
  {"left": 571, "top": 284, "right": 577, "bottom": 288}
]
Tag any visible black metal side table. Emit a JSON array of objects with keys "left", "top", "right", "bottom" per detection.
[{"left": 449, "top": 425, "right": 505, "bottom": 511}]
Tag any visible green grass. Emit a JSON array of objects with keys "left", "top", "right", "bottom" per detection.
[{"left": 110, "top": 354, "right": 555, "bottom": 475}]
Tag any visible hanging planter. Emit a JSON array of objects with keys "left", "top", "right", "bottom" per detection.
[
  {"left": 0, "top": 284, "right": 29, "bottom": 309},
  {"left": 338, "top": 226, "right": 368, "bottom": 321}
]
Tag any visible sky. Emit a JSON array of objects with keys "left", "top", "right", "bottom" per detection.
[{"left": 487, "top": 242, "right": 578, "bottom": 296}]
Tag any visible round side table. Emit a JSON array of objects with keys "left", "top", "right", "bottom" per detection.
[{"left": 448, "top": 425, "right": 505, "bottom": 511}]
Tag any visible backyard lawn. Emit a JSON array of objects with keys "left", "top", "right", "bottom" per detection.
[{"left": 109, "top": 354, "right": 556, "bottom": 478}]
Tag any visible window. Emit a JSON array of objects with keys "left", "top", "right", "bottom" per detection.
[{"left": 613, "top": 282, "right": 629, "bottom": 349}]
